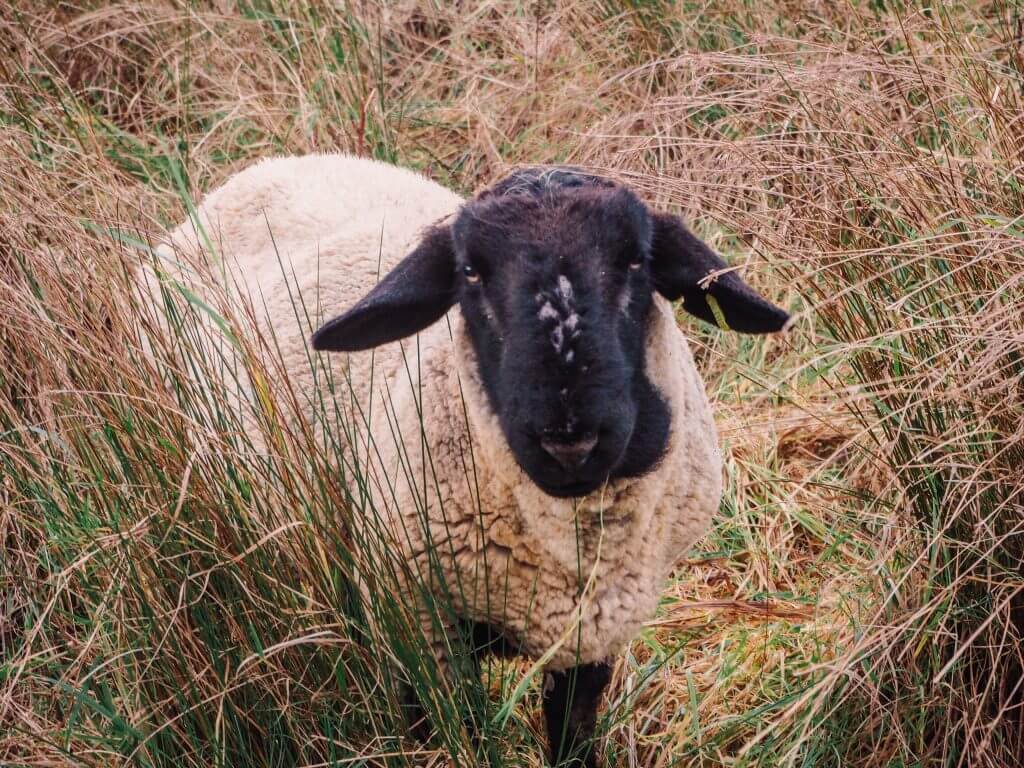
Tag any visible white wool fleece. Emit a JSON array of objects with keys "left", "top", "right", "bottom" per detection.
[{"left": 159, "top": 154, "right": 723, "bottom": 673}]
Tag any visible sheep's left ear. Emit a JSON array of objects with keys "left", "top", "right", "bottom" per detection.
[
  {"left": 649, "top": 212, "right": 790, "bottom": 334},
  {"left": 311, "top": 225, "right": 456, "bottom": 352}
]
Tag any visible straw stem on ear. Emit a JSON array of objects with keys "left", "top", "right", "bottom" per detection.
[{"left": 649, "top": 211, "right": 790, "bottom": 334}]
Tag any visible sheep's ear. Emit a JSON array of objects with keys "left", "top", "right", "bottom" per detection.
[
  {"left": 311, "top": 225, "right": 456, "bottom": 352},
  {"left": 649, "top": 212, "right": 790, "bottom": 334}
]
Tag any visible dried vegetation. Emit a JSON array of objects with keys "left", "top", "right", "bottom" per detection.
[{"left": 1, "top": 1, "right": 1022, "bottom": 766}]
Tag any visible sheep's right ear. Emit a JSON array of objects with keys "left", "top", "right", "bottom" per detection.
[{"left": 311, "top": 225, "right": 456, "bottom": 352}]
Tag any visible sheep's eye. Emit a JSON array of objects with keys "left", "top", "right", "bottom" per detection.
[{"left": 462, "top": 264, "right": 481, "bottom": 284}]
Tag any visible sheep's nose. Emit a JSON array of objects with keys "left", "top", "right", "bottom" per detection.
[{"left": 540, "top": 434, "right": 598, "bottom": 471}]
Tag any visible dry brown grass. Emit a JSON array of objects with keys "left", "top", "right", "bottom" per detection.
[{"left": 2, "top": 1, "right": 1022, "bottom": 766}]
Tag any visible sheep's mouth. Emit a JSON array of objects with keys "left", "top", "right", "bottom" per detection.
[
  {"left": 531, "top": 475, "right": 611, "bottom": 499},
  {"left": 511, "top": 427, "right": 632, "bottom": 499}
]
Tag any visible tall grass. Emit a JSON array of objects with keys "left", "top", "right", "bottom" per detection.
[{"left": 2, "top": 1, "right": 1022, "bottom": 766}]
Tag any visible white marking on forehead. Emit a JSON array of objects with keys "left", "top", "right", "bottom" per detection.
[
  {"left": 557, "top": 275, "right": 573, "bottom": 301},
  {"left": 536, "top": 273, "right": 582, "bottom": 363},
  {"left": 550, "top": 325, "right": 564, "bottom": 352}
]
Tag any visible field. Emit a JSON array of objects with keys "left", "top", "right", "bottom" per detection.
[{"left": 2, "top": 1, "right": 1023, "bottom": 766}]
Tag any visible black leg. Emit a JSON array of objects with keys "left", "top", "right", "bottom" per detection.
[
  {"left": 466, "top": 618, "right": 524, "bottom": 661},
  {"left": 462, "top": 619, "right": 522, "bottom": 757},
  {"left": 404, "top": 621, "right": 521, "bottom": 752},
  {"left": 401, "top": 682, "right": 433, "bottom": 743},
  {"left": 543, "top": 661, "right": 612, "bottom": 767}
]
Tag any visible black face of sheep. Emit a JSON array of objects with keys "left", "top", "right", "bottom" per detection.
[{"left": 311, "top": 168, "right": 791, "bottom": 498}]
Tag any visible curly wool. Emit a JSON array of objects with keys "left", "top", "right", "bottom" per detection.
[{"left": 160, "top": 154, "right": 723, "bottom": 672}]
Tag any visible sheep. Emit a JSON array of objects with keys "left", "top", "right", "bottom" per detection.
[{"left": 159, "top": 154, "right": 790, "bottom": 766}]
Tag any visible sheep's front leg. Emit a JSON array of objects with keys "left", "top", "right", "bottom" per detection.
[
  {"left": 401, "top": 682, "right": 434, "bottom": 743},
  {"left": 543, "top": 661, "right": 611, "bottom": 767},
  {"left": 402, "top": 617, "right": 510, "bottom": 745},
  {"left": 400, "top": 602, "right": 461, "bottom": 742}
]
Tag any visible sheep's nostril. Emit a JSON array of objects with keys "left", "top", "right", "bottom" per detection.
[{"left": 540, "top": 434, "right": 598, "bottom": 471}]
